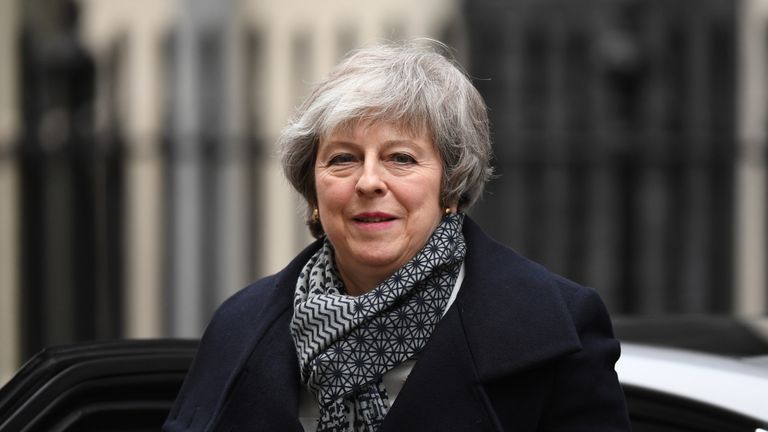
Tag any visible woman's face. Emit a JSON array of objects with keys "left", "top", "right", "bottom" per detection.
[{"left": 314, "top": 121, "right": 446, "bottom": 293}]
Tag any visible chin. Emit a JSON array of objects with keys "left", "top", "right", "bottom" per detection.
[
  {"left": 354, "top": 252, "right": 399, "bottom": 267},
  {"left": 348, "top": 247, "right": 403, "bottom": 268}
]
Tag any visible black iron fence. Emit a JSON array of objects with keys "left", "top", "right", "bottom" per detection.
[{"left": 466, "top": 0, "right": 736, "bottom": 314}]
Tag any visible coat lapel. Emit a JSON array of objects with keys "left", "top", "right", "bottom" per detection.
[
  {"left": 379, "top": 218, "right": 582, "bottom": 430},
  {"left": 379, "top": 304, "right": 499, "bottom": 431}
]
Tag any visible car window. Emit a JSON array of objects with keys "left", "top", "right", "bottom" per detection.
[{"left": 625, "top": 386, "right": 767, "bottom": 432}]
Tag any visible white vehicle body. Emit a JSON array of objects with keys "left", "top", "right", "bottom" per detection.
[{"left": 617, "top": 342, "right": 768, "bottom": 425}]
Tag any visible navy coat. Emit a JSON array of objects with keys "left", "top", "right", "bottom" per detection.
[{"left": 164, "top": 218, "right": 631, "bottom": 431}]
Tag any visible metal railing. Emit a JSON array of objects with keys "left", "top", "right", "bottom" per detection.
[{"left": 467, "top": 0, "right": 738, "bottom": 314}]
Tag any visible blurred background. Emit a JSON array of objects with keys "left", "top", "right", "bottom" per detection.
[{"left": 1, "top": 0, "right": 767, "bottom": 385}]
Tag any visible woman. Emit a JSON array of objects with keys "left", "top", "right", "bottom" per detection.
[{"left": 164, "top": 40, "right": 630, "bottom": 431}]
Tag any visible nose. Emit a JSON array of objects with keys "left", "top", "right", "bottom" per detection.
[{"left": 355, "top": 159, "right": 386, "bottom": 196}]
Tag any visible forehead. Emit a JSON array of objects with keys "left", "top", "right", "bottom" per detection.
[{"left": 322, "top": 118, "right": 431, "bottom": 142}]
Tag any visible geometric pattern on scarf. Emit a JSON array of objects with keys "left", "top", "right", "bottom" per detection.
[{"left": 290, "top": 213, "right": 466, "bottom": 432}]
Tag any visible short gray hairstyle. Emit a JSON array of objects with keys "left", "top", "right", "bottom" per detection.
[{"left": 279, "top": 39, "right": 493, "bottom": 237}]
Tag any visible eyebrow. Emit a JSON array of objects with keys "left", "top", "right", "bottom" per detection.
[{"left": 321, "top": 139, "right": 419, "bottom": 149}]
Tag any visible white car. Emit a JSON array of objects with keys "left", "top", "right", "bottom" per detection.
[{"left": 618, "top": 342, "right": 768, "bottom": 432}]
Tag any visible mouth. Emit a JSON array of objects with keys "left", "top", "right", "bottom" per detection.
[{"left": 352, "top": 212, "right": 397, "bottom": 223}]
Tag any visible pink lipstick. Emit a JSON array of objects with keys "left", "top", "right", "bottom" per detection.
[
  {"left": 353, "top": 212, "right": 396, "bottom": 222},
  {"left": 352, "top": 212, "right": 397, "bottom": 230}
]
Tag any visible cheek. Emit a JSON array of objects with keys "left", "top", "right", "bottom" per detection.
[
  {"left": 407, "top": 176, "right": 442, "bottom": 207},
  {"left": 315, "top": 177, "right": 353, "bottom": 210}
]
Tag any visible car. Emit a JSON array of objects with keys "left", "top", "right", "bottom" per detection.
[
  {"left": 618, "top": 342, "right": 768, "bottom": 431},
  {"left": 1, "top": 319, "right": 767, "bottom": 431},
  {"left": 0, "top": 339, "right": 197, "bottom": 432},
  {"left": 614, "top": 315, "right": 768, "bottom": 432}
]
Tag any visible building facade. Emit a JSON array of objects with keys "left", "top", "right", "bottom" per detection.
[{"left": 1, "top": 0, "right": 766, "bottom": 384}]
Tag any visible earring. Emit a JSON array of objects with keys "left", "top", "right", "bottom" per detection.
[
  {"left": 312, "top": 208, "right": 320, "bottom": 222},
  {"left": 444, "top": 207, "right": 452, "bottom": 215}
]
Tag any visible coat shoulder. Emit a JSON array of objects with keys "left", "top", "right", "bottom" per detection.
[
  {"left": 463, "top": 216, "right": 608, "bottom": 323},
  {"left": 164, "top": 241, "right": 321, "bottom": 431},
  {"left": 459, "top": 217, "right": 615, "bottom": 377},
  {"left": 207, "top": 274, "right": 283, "bottom": 334},
  {"left": 202, "top": 237, "right": 323, "bottom": 348}
]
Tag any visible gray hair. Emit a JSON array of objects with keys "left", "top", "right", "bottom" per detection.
[{"left": 279, "top": 39, "right": 493, "bottom": 237}]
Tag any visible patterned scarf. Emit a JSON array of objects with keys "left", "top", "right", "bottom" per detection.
[{"left": 290, "top": 213, "right": 466, "bottom": 432}]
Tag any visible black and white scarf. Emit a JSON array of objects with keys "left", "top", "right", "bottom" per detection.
[{"left": 290, "top": 213, "right": 466, "bottom": 432}]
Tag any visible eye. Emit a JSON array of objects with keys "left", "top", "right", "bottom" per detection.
[
  {"left": 327, "top": 153, "right": 355, "bottom": 165},
  {"left": 390, "top": 153, "right": 416, "bottom": 164}
]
